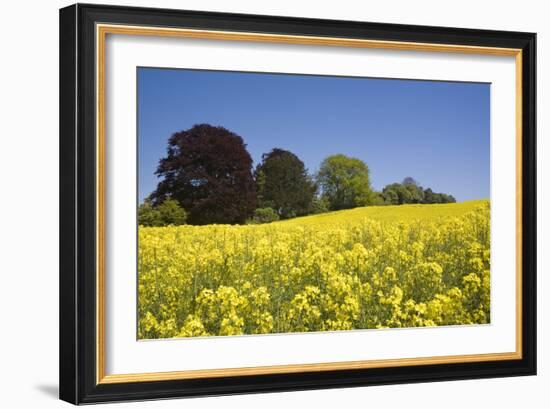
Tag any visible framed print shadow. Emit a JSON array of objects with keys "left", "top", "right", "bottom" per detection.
[{"left": 59, "top": 3, "right": 537, "bottom": 405}]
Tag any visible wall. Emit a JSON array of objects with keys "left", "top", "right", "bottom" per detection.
[{"left": 0, "top": 0, "right": 546, "bottom": 407}]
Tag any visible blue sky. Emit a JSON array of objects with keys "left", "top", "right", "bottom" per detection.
[{"left": 138, "top": 67, "right": 489, "bottom": 203}]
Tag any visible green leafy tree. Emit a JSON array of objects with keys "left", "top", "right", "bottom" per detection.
[
  {"left": 404, "top": 184, "right": 424, "bottom": 204},
  {"left": 317, "top": 154, "right": 374, "bottom": 210},
  {"left": 138, "top": 198, "right": 187, "bottom": 226},
  {"left": 370, "top": 192, "right": 386, "bottom": 206},
  {"left": 398, "top": 177, "right": 424, "bottom": 203},
  {"left": 382, "top": 183, "right": 411, "bottom": 205},
  {"left": 157, "top": 198, "right": 187, "bottom": 225},
  {"left": 317, "top": 154, "right": 373, "bottom": 210},
  {"left": 423, "top": 188, "right": 435, "bottom": 204},
  {"left": 436, "top": 193, "right": 457, "bottom": 203},
  {"left": 255, "top": 149, "right": 316, "bottom": 219},
  {"left": 381, "top": 188, "right": 398, "bottom": 205},
  {"left": 308, "top": 196, "right": 330, "bottom": 214},
  {"left": 138, "top": 199, "right": 163, "bottom": 226},
  {"left": 382, "top": 179, "right": 456, "bottom": 205}
]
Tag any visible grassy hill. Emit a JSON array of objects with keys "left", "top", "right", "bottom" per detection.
[{"left": 278, "top": 199, "right": 489, "bottom": 226}]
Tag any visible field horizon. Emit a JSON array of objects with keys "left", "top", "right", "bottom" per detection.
[{"left": 271, "top": 199, "right": 489, "bottom": 226}]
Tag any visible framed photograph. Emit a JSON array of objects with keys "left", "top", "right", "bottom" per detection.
[{"left": 59, "top": 3, "right": 536, "bottom": 404}]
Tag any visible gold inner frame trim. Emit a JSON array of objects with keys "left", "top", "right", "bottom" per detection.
[{"left": 96, "top": 23, "right": 523, "bottom": 385}]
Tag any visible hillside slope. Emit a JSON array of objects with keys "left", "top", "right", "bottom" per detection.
[{"left": 278, "top": 199, "right": 489, "bottom": 226}]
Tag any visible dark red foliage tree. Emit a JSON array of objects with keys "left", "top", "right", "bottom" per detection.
[{"left": 151, "top": 124, "right": 256, "bottom": 225}]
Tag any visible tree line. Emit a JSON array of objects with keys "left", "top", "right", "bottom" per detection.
[{"left": 139, "top": 124, "right": 455, "bottom": 226}]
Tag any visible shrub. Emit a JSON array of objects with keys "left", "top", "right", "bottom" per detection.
[
  {"left": 138, "top": 198, "right": 187, "bottom": 226},
  {"left": 308, "top": 196, "right": 329, "bottom": 214},
  {"left": 251, "top": 207, "right": 280, "bottom": 224},
  {"left": 157, "top": 198, "right": 187, "bottom": 225},
  {"left": 138, "top": 200, "right": 163, "bottom": 227}
]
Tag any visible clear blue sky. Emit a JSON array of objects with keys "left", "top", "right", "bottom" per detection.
[{"left": 138, "top": 67, "right": 489, "bottom": 203}]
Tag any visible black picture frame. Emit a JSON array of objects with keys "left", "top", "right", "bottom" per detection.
[{"left": 60, "top": 3, "right": 536, "bottom": 405}]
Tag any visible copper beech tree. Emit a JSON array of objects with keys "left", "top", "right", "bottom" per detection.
[{"left": 151, "top": 124, "right": 256, "bottom": 225}]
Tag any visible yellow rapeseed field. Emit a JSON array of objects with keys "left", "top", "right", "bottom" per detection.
[{"left": 138, "top": 200, "right": 490, "bottom": 339}]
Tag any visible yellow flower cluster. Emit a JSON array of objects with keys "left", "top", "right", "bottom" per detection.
[{"left": 138, "top": 200, "right": 490, "bottom": 339}]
